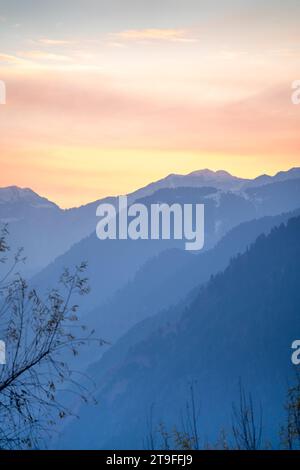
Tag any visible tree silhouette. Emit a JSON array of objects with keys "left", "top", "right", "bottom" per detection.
[
  {"left": 280, "top": 372, "right": 300, "bottom": 449},
  {"left": 231, "top": 382, "right": 263, "bottom": 450},
  {"left": 0, "top": 226, "right": 101, "bottom": 449}
]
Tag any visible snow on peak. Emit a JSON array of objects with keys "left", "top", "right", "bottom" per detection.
[{"left": 0, "top": 186, "right": 57, "bottom": 209}]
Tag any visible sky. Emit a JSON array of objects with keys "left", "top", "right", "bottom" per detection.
[{"left": 0, "top": 0, "right": 300, "bottom": 208}]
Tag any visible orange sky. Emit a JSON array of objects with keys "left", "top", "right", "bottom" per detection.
[{"left": 0, "top": 2, "right": 300, "bottom": 207}]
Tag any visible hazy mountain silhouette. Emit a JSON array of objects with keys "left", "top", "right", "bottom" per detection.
[
  {"left": 58, "top": 215, "right": 300, "bottom": 449},
  {"left": 2, "top": 167, "right": 300, "bottom": 275},
  {"left": 130, "top": 167, "right": 300, "bottom": 199},
  {"left": 0, "top": 186, "right": 117, "bottom": 275},
  {"left": 31, "top": 176, "right": 300, "bottom": 319},
  {"left": 2, "top": 168, "right": 300, "bottom": 450},
  {"left": 83, "top": 208, "right": 300, "bottom": 361}
]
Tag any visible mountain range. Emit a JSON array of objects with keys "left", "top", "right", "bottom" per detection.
[
  {"left": 2, "top": 167, "right": 300, "bottom": 275},
  {"left": 58, "top": 216, "right": 300, "bottom": 449},
  {"left": 30, "top": 171, "right": 300, "bottom": 340},
  {"left": 1, "top": 167, "right": 300, "bottom": 449}
]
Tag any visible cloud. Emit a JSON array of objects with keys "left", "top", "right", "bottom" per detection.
[
  {"left": 38, "top": 38, "right": 76, "bottom": 46},
  {"left": 106, "top": 41, "right": 127, "bottom": 49},
  {"left": 19, "top": 50, "right": 73, "bottom": 62},
  {"left": 0, "top": 53, "right": 26, "bottom": 65},
  {"left": 0, "top": 68, "right": 299, "bottom": 209},
  {"left": 111, "top": 28, "right": 197, "bottom": 43},
  {"left": 1, "top": 69, "right": 298, "bottom": 158}
]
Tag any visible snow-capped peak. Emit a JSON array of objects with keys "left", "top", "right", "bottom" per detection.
[{"left": 0, "top": 186, "right": 57, "bottom": 209}]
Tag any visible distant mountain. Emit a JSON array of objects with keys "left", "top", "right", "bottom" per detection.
[
  {"left": 48, "top": 208, "right": 300, "bottom": 375},
  {"left": 58, "top": 216, "right": 300, "bottom": 449},
  {"left": 1, "top": 167, "right": 300, "bottom": 275},
  {"left": 0, "top": 186, "right": 57, "bottom": 208},
  {"left": 241, "top": 167, "right": 300, "bottom": 190},
  {"left": 31, "top": 186, "right": 234, "bottom": 314},
  {"left": 83, "top": 208, "right": 300, "bottom": 358},
  {"left": 2, "top": 168, "right": 300, "bottom": 449},
  {"left": 131, "top": 169, "right": 248, "bottom": 199},
  {"left": 245, "top": 179, "right": 300, "bottom": 216},
  {"left": 31, "top": 176, "right": 300, "bottom": 320},
  {"left": 0, "top": 187, "right": 116, "bottom": 275},
  {"left": 131, "top": 167, "right": 300, "bottom": 199}
]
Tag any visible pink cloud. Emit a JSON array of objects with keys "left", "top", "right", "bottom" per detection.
[
  {"left": 0, "top": 70, "right": 298, "bottom": 157},
  {"left": 111, "top": 28, "right": 197, "bottom": 43}
]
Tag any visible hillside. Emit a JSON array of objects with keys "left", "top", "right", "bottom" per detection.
[{"left": 58, "top": 216, "right": 300, "bottom": 449}]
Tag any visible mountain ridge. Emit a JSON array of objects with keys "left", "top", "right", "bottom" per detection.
[
  {"left": 57, "top": 215, "right": 300, "bottom": 449},
  {"left": 2, "top": 167, "right": 300, "bottom": 210}
]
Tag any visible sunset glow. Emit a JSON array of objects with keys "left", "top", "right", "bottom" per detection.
[{"left": 0, "top": 0, "right": 300, "bottom": 207}]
